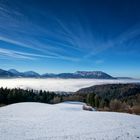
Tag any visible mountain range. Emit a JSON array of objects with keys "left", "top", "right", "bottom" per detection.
[{"left": 0, "top": 69, "right": 116, "bottom": 79}]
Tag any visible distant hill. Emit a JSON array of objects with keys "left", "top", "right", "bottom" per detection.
[
  {"left": 41, "top": 73, "right": 56, "bottom": 78},
  {"left": 8, "top": 69, "right": 23, "bottom": 77},
  {"left": 75, "top": 71, "right": 113, "bottom": 79},
  {"left": 42, "top": 71, "right": 115, "bottom": 79},
  {"left": 116, "top": 77, "right": 133, "bottom": 79},
  {"left": 23, "top": 71, "right": 40, "bottom": 77},
  {"left": 0, "top": 68, "right": 115, "bottom": 79},
  {"left": 0, "top": 69, "right": 14, "bottom": 77},
  {"left": 76, "top": 83, "right": 140, "bottom": 100},
  {"left": 8, "top": 69, "right": 40, "bottom": 77}
]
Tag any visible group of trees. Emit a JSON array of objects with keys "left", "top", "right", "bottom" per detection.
[
  {"left": 0, "top": 87, "right": 110, "bottom": 108},
  {"left": 76, "top": 84, "right": 140, "bottom": 114},
  {"left": 86, "top": 93, "right": 110, "bottom": 108},
  {"left": 0, "top": 86, "right": 140, "bottom": 114},
  {"left": 0, "top": 87, "right": 60, "bottom": 105},
  {"left": 85, "top": 92, "right": 140, "bottom": 113}
]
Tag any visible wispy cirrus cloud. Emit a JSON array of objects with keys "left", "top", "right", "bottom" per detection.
[
  {"left": 0, "top": 0, "right": 140, "bottom": 63},
  {"left": 0, "top": 47, "right": 80, "bottom": 61},
  {"left": 0, "top": 48, "right": 49, "bottom": 60},
  {"left": 0, "top": 1, "right": 81, "bottom": 61},
  {"left": 0, "top": 0, "right": 103, "bottom": 62},
  {"left": 84, "top": 23, "right": 140, "bottom": 59}
]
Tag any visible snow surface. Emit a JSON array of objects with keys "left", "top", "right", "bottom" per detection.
[
  {"left": 0, "top": 78, "right": 140, "bottom": 92},
  {"left": 0, "top": 102, "right": 140, "bottom": 140}
]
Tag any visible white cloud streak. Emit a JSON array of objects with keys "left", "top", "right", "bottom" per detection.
[
  {"left": 0, "top": 2, "right": 81, "bottom": 61},
  {"left": 0, "top": 1, "right": 104, "bottom": 61},
  {"left": 0, "top": 1, "right": 139, "bottom": 62},
  {"left": 0, "top": 48, "right": 41, "bottom": 60},
  {"left": 84, "top": 23, "right": 140, "bottom": 58}
]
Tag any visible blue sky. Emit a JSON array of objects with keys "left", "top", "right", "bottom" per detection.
[{"left": 0, "top": 0, "right": 140, "bottom": 78}]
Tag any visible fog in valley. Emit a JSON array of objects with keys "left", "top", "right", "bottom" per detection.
[{"left": 0, "top": 78, "right": 140, "bottom": 92}]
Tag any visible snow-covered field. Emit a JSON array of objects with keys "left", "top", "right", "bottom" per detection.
[
  {"left": 0, "top": 102, "right": 140, "bottom": 140},
  {"left": 0, "top": 78, "right": 140, "bottom": 92}
]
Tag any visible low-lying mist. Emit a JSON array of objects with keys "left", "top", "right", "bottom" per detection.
[{"left": 0, "top": 78, "right": 140, "bottom": 92}]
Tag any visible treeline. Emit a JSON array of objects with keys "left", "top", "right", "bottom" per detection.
[
  {"left": 0, "top": 87, "right": 84, "bottom": 105},
  {"left": 61, "top": 92, "right": 140, "bottom": 114},
  {"left": 0, "top": 87, "right": 108, "bottom": 107},
  {"left": 77, "top": 84, "right": 140, "bottom": 98},
  {"left": 76, "top": 84, "right": 140, "bottom": 114},
  {"left": 0, "top": 84, "right": 140, "bottom": 114},
  {"left": 85, "top": 93, "right": 140, "bottom": 112},
  {"left": 0, "top": 87, "right": 62, "bottom": 105}
]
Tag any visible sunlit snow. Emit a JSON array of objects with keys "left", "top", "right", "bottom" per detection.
[{"left": 0, "top": 102, "right": 140, "bottom": 140}]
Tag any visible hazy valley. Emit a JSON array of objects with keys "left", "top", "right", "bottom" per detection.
[{"left": 0, "top": 78, "right": 140, "bottom": 92}]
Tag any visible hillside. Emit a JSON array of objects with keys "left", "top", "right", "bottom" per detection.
[
  {"left": 0, "top": 102, "right": 140, "bottom": 140},
  {"left": 0, "top": 69, "right": 14, "bottom": 77},
  {"left": 76, "top": 83, "right": 140, "bottom": 100}
]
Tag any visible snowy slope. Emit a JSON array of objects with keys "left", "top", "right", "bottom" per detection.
[{"left": 0, "top": 102, "right": 140, "bottom": 140}]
